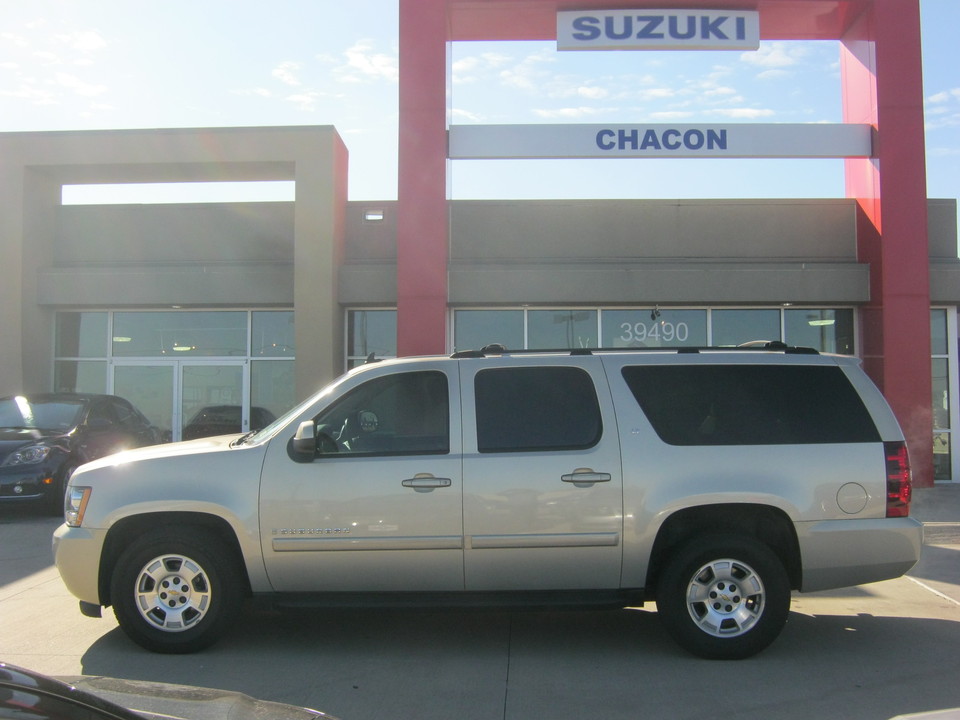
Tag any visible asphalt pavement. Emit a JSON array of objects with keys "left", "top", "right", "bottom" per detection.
[{"left": 1, "top": 484, "right": 959, "bottom": 720}]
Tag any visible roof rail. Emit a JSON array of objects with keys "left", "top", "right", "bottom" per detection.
[{"left": 449, "top": 343, "right": 819, "bottom": 358}]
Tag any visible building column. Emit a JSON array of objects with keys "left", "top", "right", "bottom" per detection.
[
  {"left": 397, "top": 0, "right": 450, "bottom": 356},
  {"left": 842, "top": 0, "right": 933, "bottom": 486}
]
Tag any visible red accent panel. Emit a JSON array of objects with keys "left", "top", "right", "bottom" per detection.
[
  {"left": 447, "top": 0, "right": 872, "bottom": 41},
  {"left": 397, "top": 0, "right": 450, "bottom": 356},
  {"left": 841, "top": 1, "right": 932, "bottom": 487}
]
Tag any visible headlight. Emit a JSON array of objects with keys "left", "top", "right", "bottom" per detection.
[
  {"left": 2, "top": 445, "right": 52, "bottom": 466},
  {"left": 65, "top": 486, "right": 91, "bottom": 527}
]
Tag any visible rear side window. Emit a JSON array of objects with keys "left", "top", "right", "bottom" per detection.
[
  {"left": 475, "top": 366, "right": 602, "bottom": 453},
  {"left": 622, "top": 364, "right": 880, "bottom": 446}
]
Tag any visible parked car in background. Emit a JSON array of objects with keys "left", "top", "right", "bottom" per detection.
[
  {"left": 182, "top": 405, "right": 277, "bottom": 440},
  {"left": 0, "top": 393, "right": 162, "bottom": 512}
]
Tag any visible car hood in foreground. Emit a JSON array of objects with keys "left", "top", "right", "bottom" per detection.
[
  {"left": 1, "top": 663, "right": 337, "bottom": 720},
  {"left": 63, "top": 675, "right": 337, "bottom": 720}
]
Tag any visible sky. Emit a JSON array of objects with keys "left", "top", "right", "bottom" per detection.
[{"left": 0, "top": 0, "right": 957, "bottom": 219}]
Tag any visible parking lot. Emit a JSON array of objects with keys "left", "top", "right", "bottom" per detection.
[{"left": 3, "top": 492, "right": 960, "bottom": 720}]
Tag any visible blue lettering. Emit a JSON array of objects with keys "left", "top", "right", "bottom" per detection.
[
  {"left": 596, "top": 129, "right": 616, "bottom": 150},
  {"left": 640, "top": 129, "right": 661, "bottom": 150},
  {"left": 683, "top": 129, "right": 705, "bottom": 150},
  {"left": 618, "top": 129, "right": 639, "bottom": 150},
  {"left": 595, "top": 127, "right": 729, "bottom": 152},
  {"left": 662, "top": 129, "right": 682, "bottom": 150},
  {"left": 605, "top": 15, "right": 633, "bottom": 40},
  {"left": 634, "top": 16, "right": 664, "bottom": 39},
  {"left": 735, "top": 16, "right": 746, "bottom": 40},
  {"left": 572, "top": 16, "right": 601, "bottom": 41},
  {"left": 701, "top": 15, "right": 729, "bottom": 40},
  {"left": 707, "top": 129, "right": 727, "bottom": 150},
  {"left": 667, "top": 16, "right": 696, "bottom": 40}
]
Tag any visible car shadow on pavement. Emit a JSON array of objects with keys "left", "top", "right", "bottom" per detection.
[{"left": 74, "top": 605, "right": 960, "bottom": 720}]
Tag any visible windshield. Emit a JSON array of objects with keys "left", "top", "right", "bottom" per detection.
[
  {"left": 0, "top": 396, "right": 86, "bottom": 431},
  {"left": 237, "top": 373, "right": 350, "bottom": 446}
]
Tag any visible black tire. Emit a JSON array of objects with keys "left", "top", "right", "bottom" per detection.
[
  {"left": 655, "top": 534, "right": 790, "bottom": 660},
  {"left": 110, "top": 527, "right": 242, "bottom": 653}
]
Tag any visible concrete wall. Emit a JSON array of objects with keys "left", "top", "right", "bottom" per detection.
[{"left": 0, "top": 126, "right": 347, "bottom": 398}]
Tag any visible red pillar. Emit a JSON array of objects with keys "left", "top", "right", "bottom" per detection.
[
  {"left": 397, "top": 0, "right": 449, "bottom": 356},
  {"left": 842, "top": 0, "right": 933, "bottom": 486}
]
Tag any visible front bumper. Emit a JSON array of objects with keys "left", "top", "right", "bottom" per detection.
[
  {"left": 797, "top": 516, "right": 924, "bottom": 592},
  {"left": 52, "top": 523, "right": 109, "bottom": 607},
  {"left": 0, "top": 467, "right": 59, "bottom": 502}
]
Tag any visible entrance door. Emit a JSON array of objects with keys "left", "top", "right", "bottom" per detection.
[{"left": 112, "top": 361, "right": 247, "bottom": 442}]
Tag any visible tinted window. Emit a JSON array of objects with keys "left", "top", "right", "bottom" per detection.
[
  {"left": 316, "top": 371, "right": 449, "bottom": 456},
  {"left": 475, "top": 367, "right": 602, "bottom": 453},
  {"left": 622, "top": 364, "right": 880, "bottom": 446}
]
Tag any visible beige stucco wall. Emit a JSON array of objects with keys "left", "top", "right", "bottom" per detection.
[{"left": 0, "top": 126, "right": 347, "bottom": 399}]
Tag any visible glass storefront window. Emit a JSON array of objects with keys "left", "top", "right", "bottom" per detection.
[
  {"left": 931, "top": 309, "right": 948, "bottom": 355},
  {"left": 453, "top": 310, "right": 524, "bottom": 352},
  {"left": 252, "top": 360, "right": 296, "bottom": 420},
  {"left": 347, "top": 310, "right": 397, "bottom": 367},
  {"left": 527, "top": 310, "right": 598, "bottom": 349},
  {"left": 54, "top": 310, "right": 294, "bottom": 443},
  {"left": 783, "top": 309, "right": 855, "bottom": 354},
  {"left": 112, "top": 311, "right": 247, "bottom": 357},
  {"left": 931, "top": 311, "right": 952, "bottom": 481},
  {"left": 252, "top": 311, "right": 294, "bottom": 356},
  {"left": 711, "top": 309, "right": 781, "bottom": 347},
  {"left": 54, "top": 360, "right": 107, "bottom": 393},
  {"left": 602, "top": 309, "right": 707, "bottom": 348},
  {"left": 56, "top": 312, "right": 107, "bottom": 357}
]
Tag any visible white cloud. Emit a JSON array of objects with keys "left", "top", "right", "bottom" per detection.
[
  {"left": 285, "top": 90, "right": 322, "bottom": 110},
  {"left": 55, "top": 30, "right": 106, "bottom": 53},
  {"left": 708, "top": 107, "right": 776, "bottom": 118},
  {"left": 741, "top": 42, "right": 804, "bottom": 68},
  {"left": 649, "top": 111, "right": 695, "bottom": 120},
  {"left": 928, "top": 89, "right": 960, "bottom": 104},
  {"left": 335, "top": 40, "right": 398, "bottom": 83},
  {"left": 272, "top": 61, "right": 302, "bottom": 86},
  {"left": 56, "top": 72, "right": 106, "bottom": 97},
  {"left": 532, "top": 106, "right": 608, "bottom": 119},
  {"left": 577, "top": 86, "right": 608, "bottom": 100}
]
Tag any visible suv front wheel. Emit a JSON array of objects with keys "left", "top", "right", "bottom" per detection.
[
  {"left": 110, "top": 527, "right": 242, "bottom": 653},
  {"left": 656, "top": 534, "right": 790, "bottom": 660}
]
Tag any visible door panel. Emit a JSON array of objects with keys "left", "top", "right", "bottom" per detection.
[
  {"left": 461, "top": 358, "right": 624, "bottom": 591},
  {"left": 259, "top": 363, "right": 464, "bottom": 592}
]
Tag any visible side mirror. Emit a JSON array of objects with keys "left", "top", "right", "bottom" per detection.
[{"left": 290, "top": 421, "right": 316, "bottom": 461}]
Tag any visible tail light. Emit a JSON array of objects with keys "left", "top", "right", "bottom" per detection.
[{"left": 884, "top": 441, "right": 912, "bottom": 518}]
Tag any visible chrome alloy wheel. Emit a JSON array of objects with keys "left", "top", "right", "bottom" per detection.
[
  {"left": 685, "top": 558, "right": 765, "bottom": 637},
  {"left": 134, "top": 554, "right": 212, "bottom": 632}
]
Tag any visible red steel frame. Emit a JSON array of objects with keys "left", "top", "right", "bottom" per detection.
[{"left": 396, "top": 0, "right": 933, "bottom": 486}]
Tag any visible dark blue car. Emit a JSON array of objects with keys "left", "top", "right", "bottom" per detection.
[{"left": 0, "top": 393, "right": 161, "bottom": 512}]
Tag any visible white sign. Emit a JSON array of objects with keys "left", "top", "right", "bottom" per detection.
[
  {"left": 557, "top": 9, "right": 760, "bottom": 51},
  {"left": 448, "top": 124, "right": 874, "bottom": 159}
]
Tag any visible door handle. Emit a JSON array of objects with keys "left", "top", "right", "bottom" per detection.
[
  {"left": 561, "top": 469, "right": 612, "bottom": 484},
  {"left": 402, "top": 474, "right": 452, "bottom": 489}
]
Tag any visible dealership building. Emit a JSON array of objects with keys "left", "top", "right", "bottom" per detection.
[{"left": 0, "top": 0, "right": 957, "bottom": 486}]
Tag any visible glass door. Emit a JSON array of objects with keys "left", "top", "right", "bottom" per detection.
[
  {"left": 113, "top": 363, "right": 175, "bottom": 443},
  {"left": 180, "top": 363, "right": 247, "bottom": 441},
  {"left": 112, "top": 361, "right": 247, "bottom": 442}
]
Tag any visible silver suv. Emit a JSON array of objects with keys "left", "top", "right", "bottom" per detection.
[{"left": 53, "top": 345, "right": 923, "bottom": 659}]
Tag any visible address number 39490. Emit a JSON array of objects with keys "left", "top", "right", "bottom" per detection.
[{"left": 619, "top": 321, "right": 690, "bottom": 344}]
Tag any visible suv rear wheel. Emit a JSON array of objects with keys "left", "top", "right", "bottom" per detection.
[
  {"left": 656, "top": 534, "right": 790, "bottom": 660},
  {"left": 110, "top": 527, "right": 242, "bottom": 653}
]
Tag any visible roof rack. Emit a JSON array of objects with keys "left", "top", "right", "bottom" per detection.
[{"left": 449, "top": 341, "right": 819, "bottom": 359}]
